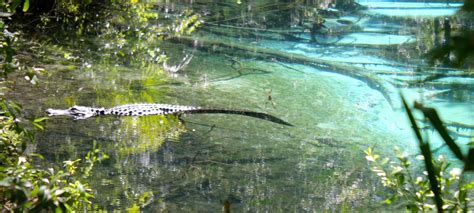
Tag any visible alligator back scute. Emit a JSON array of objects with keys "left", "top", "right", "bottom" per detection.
[{"left": 106, "top": 103, "right": 199, "bottom": 116}]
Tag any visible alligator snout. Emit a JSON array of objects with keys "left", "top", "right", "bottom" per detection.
[{"left": 46, "top": 108, "right": 72, "bottom": 117}]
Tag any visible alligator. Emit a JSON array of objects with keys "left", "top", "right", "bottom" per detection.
[{"left": 46, "top": 103, "right": 292, "bottom": 126}]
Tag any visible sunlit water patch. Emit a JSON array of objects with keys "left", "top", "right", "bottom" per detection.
[
  {"left": 359, "top": 1, "right": 462, "bottom": 17},
  {"left": 128, "top": 52, "right": 415, "bottom": 210},
  {"left": 291, "top": 44, "right": 406, "bottom": 72},
  {"left": 336, "top": 33, "right": 415, "bottom": 45}
]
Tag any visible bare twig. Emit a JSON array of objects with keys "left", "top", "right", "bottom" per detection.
[{"left": 163, "top": 54, "right": 194, "bottom": 73}]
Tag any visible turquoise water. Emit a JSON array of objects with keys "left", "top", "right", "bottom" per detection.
[
  {"left": 9, "top": 1, "right": 472, "bottom": 211},
  {"left": 359, "top": 1, "right": 463, "bottom": 17}
]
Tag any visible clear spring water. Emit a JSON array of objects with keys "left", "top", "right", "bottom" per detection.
[{"left": 10, "top": 1, "right": 472, "bottom": 211}]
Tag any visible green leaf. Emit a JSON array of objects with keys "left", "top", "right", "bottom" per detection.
[
  {"left": 395, "top": 173, "right": 405, "bottom": 185},
  {"left": 34, "top": 117, "right": 48, "bottom": 123},
  {"left": 10, "top": 0, "right": 22, "bottom": 12},
  {"left": 22, "top": 0, "right": 30, "bottom": 12},
  {"left": 126, "top": 204, "right": 140, "bottom": 212},
  {"left": 32, "top": 122, "right": 44, "bottom": 130},
  {"left": 462, "top": 181, "right": 474, "bottom": 190},
  {"left": 30, "top": 153, "right": 44, "bottom": 159},
  {"left": 383, "top": 194, "right": 397, "bottom": 205},
  {"left": 54, "top": 206, "right": 63, "bottom": 213}
]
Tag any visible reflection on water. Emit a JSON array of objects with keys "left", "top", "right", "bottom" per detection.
[
  {"left": 10, "top": 0, "right": 472, "bottom": 211},
  {"left": 359, "top": 1, "right": 462, "bottom": 17}
]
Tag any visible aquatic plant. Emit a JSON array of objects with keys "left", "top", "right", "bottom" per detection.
[{"left": 365, "top": 97, "right": 473, "bottom": 212}]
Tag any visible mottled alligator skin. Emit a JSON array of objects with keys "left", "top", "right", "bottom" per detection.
[{"left": 46, "top": 103, "right": 292, "bottom": 126}]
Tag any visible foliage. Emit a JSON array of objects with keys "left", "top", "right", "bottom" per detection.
[
  {"left": 0, "top": 133, "right": 108, "bottom": 212},
  {"left": 427, "top": 1, "right": 474, "bottom": 68},
  {"left": 365, "top": 97, "right": 474, "bottom": 212},
  {"left": 428, "top": 31, "right": 474, "bottom": 67},
  {"left": 365, "top": 147, "right": 473, "bottom": 211},
  {"left": 95, "top": 4, "right": 200, "bottom": 66},
  {"left": 1, "top": 8, "right": 111, "bottom": 212},
  {"left": 0, "top": 97, "right": 109, "bottom": 212},
  {"left": 3, "top": 0, "right": 201, "bottom": 61},
  {"left": 0, "top": 0, "right": 25, "bottom": 14},
  {"left": 0, "top": 19, "right": 17, "bottom": 77}
]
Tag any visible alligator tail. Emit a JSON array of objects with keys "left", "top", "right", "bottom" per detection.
[{"left": 176, "top": 109, "right": 293, "bottom": 126}]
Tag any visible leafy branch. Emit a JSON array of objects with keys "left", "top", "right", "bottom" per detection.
[{"left": 365, "top": 96, "right": 473, "bottom": 212}]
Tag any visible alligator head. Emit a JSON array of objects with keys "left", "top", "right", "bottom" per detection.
[{"left": 46, "top": 106, "right": 105, "bottom": 120}]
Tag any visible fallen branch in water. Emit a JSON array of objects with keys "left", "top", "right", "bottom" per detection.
[
  {"left": 420, "top": 125, "right": 474, "bottom": 139},
  {"left": 169, "top": 35, "right": 400, "bottom": 108},
  {"left": 417, "top": 72, "right": 474, "bottom": 83},
  {"left": 419, "top": 119, "right": 474, "bottom": 131},
  {"left": 340, "top": 61, "right": 469, "bottom": 72}
]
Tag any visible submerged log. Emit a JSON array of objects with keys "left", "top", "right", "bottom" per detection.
[
  {"left": 201, "top": 23, "right": 402, "bottom": 50},
  {"left": 169, "top": 35, "right": 400, "bottom": 108}
]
